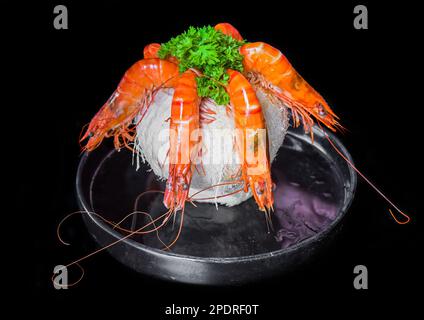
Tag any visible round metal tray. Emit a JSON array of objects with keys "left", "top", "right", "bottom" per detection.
[{"left": 76, "top": 126, "right": 356, "bottom": 285}]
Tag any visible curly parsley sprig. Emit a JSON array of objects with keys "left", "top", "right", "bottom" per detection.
[{"left": 158, "top": 26, "right": 246, "bottom": 105}]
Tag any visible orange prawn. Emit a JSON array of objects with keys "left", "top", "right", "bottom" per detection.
[
  {"left": 218, "top": 23, "right": 341, "bottom": 137},
  {"left": 226, "top": 69, "right": 273, "bottom": 213},
  {"left": 215, "top": 22, "right": 243, "bottom": 41},
  {"left": 240, "top": 42, "right": 343, "bottom": 139},
  {"left": 144, "top": 43, "right": 179, "bottom": 64},
  {"left": 163, "top": 70, "right": 200, "bottom": 211},
  {"left": 143, "top": 43, "right": 161, "bottom": 59},
  {"left": 81, "top": 59, "right": 179, "bottom": 151}
]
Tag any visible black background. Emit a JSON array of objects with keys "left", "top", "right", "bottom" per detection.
[{"left": 18, "top": 0, "right": 421, "bottom": 315}]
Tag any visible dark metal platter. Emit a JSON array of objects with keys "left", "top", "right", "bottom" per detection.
[{"left": 76, "top": 126, "right": 356, "bottom": 285}]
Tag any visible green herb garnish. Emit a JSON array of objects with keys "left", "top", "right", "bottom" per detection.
[{"left": 158, "top": 26, "right": 246, "bottom": 105}]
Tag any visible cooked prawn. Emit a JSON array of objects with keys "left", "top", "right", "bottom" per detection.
[
  {"left": 81, "top": 59, "right": 179, "bottom": 151},
  {"left": 226, "top": 69, "right": 273, "bottom": 213},
  {"left": 163, "top": 70, "right": 201, "bottom": 211}
]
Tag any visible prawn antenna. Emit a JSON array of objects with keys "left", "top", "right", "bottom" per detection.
[{"left": 318, "top": 122, "right": 411, "bottom": 224}]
